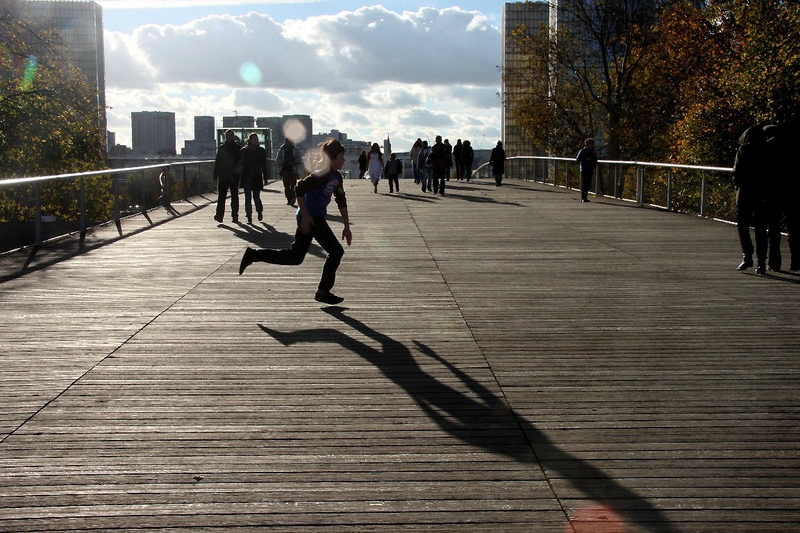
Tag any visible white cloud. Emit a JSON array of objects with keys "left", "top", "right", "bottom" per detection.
[{"left": 104, "top": 5, "right": 502, "bottom": 151}]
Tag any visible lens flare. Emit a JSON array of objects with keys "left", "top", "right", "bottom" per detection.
[
  {"left": 283, "top": 118, "right": 307, "bottom": 144},
  {"left": 239, "top": 61, "right": 262, "bottom": 85},
  {"left": 21, "top": 55, "right": 38, "bottom": 90}
]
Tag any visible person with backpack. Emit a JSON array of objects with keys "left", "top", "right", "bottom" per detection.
[
  {"left": 276, "top": 138, "right": 303, "bottom": 207},
  {"left": 384, "top": 153, "right": 403, "bottom": 193}
]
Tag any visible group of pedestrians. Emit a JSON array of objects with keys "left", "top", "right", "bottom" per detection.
[
  {"left": 213, "top": 130, "right": 268, "bottom": 224},
  {"left": 409, "top": 136, "right": 478, "bottom": 195},
  {"left": 732, "top": 124, "right": 799, "bottom": 273}
]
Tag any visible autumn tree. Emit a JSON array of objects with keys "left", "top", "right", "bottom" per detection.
[
  {"left": 505, "top": 0, "right": 680, "bottom": 160},
  {"left": 1, "top": 0, "right": 110, "bottom": 223}
]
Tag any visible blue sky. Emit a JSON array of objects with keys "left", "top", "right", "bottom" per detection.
[{"left": 97, "top": 1, "right": 509, "bottom": 151}]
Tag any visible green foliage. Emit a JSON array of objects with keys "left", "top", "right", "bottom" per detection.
[{"left": 1, "top": 2, "right": 108, "bottom": 222}]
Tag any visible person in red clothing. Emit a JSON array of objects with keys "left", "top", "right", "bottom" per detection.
[{"left": 239, "top": 139, "right": 352, "bottom": 305}]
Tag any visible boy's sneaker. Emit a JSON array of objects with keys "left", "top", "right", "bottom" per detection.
[{"left": 314, "top": 291, "right": 344, "bottom": 305}]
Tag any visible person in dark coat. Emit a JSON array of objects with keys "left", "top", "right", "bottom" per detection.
[
  {"left": 462, "top": 140, "right": 474, "bottom": 182},
  {"left": 490, "top": 141, "right": 506, "bottom": 186},
  {"left": 357, "top": 150, "right": 368, "bottom": 180},
  {"left": 732, "top": 125, "right": 769, "bottom": 274},
  {"left": 763, "top": 124, "right": 799, "bottom": 271},
  {"left": 238, "top": 133, "right": 267, "bottom": 224},
  {"left": 576, "top": 138, "right": 598, "bottom": 202},
  {"left": 212, "top": 129, "right": 241, "bottom": 223}
]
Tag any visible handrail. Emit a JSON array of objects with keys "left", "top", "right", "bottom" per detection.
[
  {"left": 0, "top": 160, "right": 214, "bottom": 187},
  {"left": 476, "top": 155, "right": 736, "bottom": 222}
]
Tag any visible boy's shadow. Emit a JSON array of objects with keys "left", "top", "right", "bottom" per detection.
[
  {"left": 225, "top": 221, "right": 326, "bottom": 259},
  {"left": 259, "top": 307, "right": 678, "bottom": 533}
]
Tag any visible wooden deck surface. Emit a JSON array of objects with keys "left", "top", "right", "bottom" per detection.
[{"left": 1, "top": 176, "right": 799, "bottom": 532}]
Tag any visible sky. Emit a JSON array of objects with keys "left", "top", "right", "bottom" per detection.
[{"left": 97, "top": 0, "right": 509, "bottom": 152}]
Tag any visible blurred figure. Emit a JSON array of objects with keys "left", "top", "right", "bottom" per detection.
[
  {"left": 490, "top": 140, "right": 506, "bottom": 187},
  {"left": 238, "top": 133, "right": 267, "bottom": 224},
  {"left": 576, "top": 138, "right": 597, "bottom": 202},
  {"left": 213, "top": 129, "right": 241, "bottom": 223},
  {"left": 732, "top": 125, "right": 768, "bottom": 274},
  {"left": 277, "top": 138, "right": 303, "bottom": 207}
]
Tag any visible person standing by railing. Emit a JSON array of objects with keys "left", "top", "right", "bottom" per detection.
[
  {"left": 576, "top": 138, "right": 598, "bottom": 203},
  {"left": 213, "top": 129, "right": 241, "bottom": 223},
  {"left": 462, "top": 140, "right": 474, "bottom": 182}
]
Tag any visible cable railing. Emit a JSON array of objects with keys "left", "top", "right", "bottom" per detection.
[{"left": 475, "top": 156, "right": 736, "bottom": 222}]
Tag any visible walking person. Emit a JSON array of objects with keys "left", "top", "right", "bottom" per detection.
[
  {"left": 276, "top": 137, "right": 303, "bottom": 207},
  {"left": 385, "top": 153, "right": 403, "bottom": 193},
  {"left": 732, "top": 125, "right": 769, "bottom": 274},
  {"left": 462, "top": 140, "right": 474, "bottom": 182},
  {"left": 366, "top": 143, "right": 384, "bottom": 193},
  {"left": 429, "top": 135, "right": 448, "bottom": 195},
  {"left": 411, "top": 138, "right": 422, "bottom": 185},
  {"left": 213, "top": 129, "right": 241, "bottom": 223},
  {"left": 238, "top": 133, "right": 267, "bottom": 224},
  {"left": 418, "top": 140, "right": 431, "bottom": 192},
  {"left": 444, "top": 138, "right": 453, "bottom": 182},
  {"left": 576, "top": 138, "right": 597, "bottom": 202},
  {"left": 358, "top": 150, "right": 368, "bottom": 180},
  {"left": 453, "top": 139, "right": 464, "bottom": 181},
  {"left": 490, "top": 140, "right": 506, "bottom": 187},
  {"left": 239, "top": 138, "right": 352, "bottom": 305}
]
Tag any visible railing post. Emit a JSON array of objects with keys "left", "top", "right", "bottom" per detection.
[
  {"left": 79, "top": 177, "right": 87, "bottom": 243},
  {"left": 637, "top": 166, "right": 645, "bottom": 206},
  {"left": 34, "top": 182, "right": 42, "bottom": 246},
  {"left": 701, "top": 170, "right": 708, "bottom": 218},
  {"left": 667, "top": 168, "right": 673, "bottom": 211},
  {"left": 141, "top": 169, "right": 147, "bottom": 215},
  {"left": 113, "top": 174, "right": 121, "bottom": 234}
]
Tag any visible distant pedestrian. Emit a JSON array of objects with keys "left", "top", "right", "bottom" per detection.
[
  {"left": 411, "top": 138, "right": 422, "bottom": 184},
  {"left": 576, "top": 138, "right": 597, "bottom": 202},
  {"left": 444, "top": 138, "right": 453, "bottom": 182},
  {"left": 429, "top": 135, "right": 448, "bottom": 195},
  {"left": 490, "top": 140, "right": 506, "bottom": 186},
  {"left": 358, "top": 150, "right": 368, "bottom": 180},
  {"left": 418, "top": 141, "right": 431, "bottom": 192},
  {"left": 213, "top": 129, "right": 241, "bottom": 223},
  {"left": 732, "top": 125, "right": 768, "bottom": 274},
  {"left": 366, "top": 143, "right": 384, "bottom": 193},
  {"left": 237, "top": 133, "right": 267, "bottom": 224},
  {"left": 385, "top": 153, "right": 403, "bottom": 193},
  {"left": 276, "top": 138, "right": 303, "bottom": 207},
  {"left": 453, "top": 139, "right": 464, "bottom": 180},
  {"left": 239, "top": 138, "right": 352, "bottom": 305},
  {"left": 462, "top": 140, "right": 474, "bottom": 182}
]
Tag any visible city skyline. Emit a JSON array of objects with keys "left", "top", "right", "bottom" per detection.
[{"left": 98, "top": 0, "right": 509, "bottom": 153}]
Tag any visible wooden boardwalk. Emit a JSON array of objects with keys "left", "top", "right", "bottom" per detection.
[{"left": 1, "top": 176, "right": 799, "bottom": 532}]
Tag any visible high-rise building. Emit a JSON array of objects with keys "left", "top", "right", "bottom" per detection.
[
  {"left": 502, "top": 2, "right": 550, "bottom": 158},
  {"left": 21, "top": 0, "right": 106, "bottom": 134},
  {"left": 194, "top": 116, "right": 215, "bottom": 141},
  {"left": 131, "top": 111, "right": 176, "bottom": 155}
]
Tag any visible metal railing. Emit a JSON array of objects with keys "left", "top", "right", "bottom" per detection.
[
  {"left": 476, "top": 156, "right": 736, "bottom": 222},
  {"left": 0, "top": 160, "right": 217, "bottom": 253}
]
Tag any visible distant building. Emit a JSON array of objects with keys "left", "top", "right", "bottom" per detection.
[
  {"left": 222, "top": 116, "right": 255, "bottom": 129},
  {"left": 182, "top": 116, "right": 216, "bottom": 156},
  {"left": 131, "top": 111, "right": 176, "bottom": 155},
  {"left": 194, "top": 116, "right": 215, "bottom": 141},
  {"left": 21, "top": 0, "right": 106, "bottom": 136}
]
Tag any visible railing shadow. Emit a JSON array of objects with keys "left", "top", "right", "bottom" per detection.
[{"left": 259, "top": 307, "right": 678, "bottom": 533}]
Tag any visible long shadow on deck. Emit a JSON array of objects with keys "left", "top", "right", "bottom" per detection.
[{"left": 260, "top": 307, "right": 678, "bottom": 533}]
